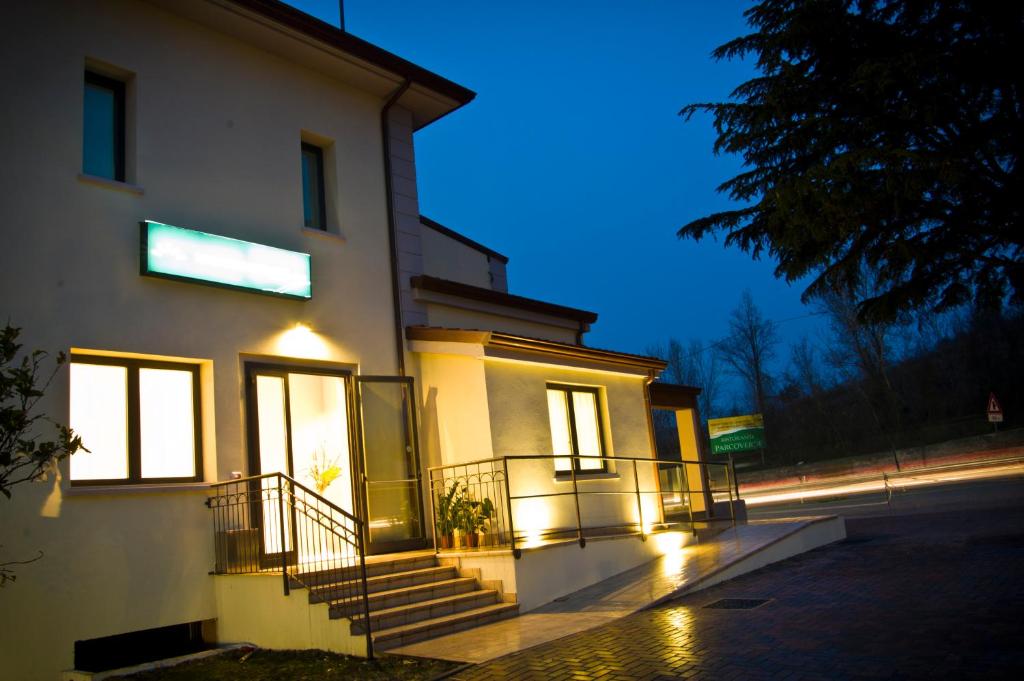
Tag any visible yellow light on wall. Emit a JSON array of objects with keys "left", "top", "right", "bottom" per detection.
[
  {"left": 640, "top": 494, "right": 661, "bottom": 536},
  {"left": 654, "top": 532, "right": 690, "bottom": 578},
  {"left": 653, "top": 531, "right": 686, "bottom": 554},
  {"left": 514, "top": 497, "right": 552, "bottom": 548},
  {"left": 276, "top": 323, "right": 330, "bottom": 360}
]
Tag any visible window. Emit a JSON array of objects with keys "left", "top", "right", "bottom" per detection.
[
  {"left": 70, "top": 355, "right": 201, "bottom": 484},
  {"left": 83, "top": 71, "right": 125, "bottom": 182},
  {"left": 300, "top": 142, "right": 326, "bottom": 230},
  {"left": 546, "top": 384, "right": 606, "bottom": 474}
]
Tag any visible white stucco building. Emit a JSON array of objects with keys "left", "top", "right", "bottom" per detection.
[{"left": 0, "top": 2, "right": 722, "bottom": 678}]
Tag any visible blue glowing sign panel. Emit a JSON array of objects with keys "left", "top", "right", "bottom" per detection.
[{"left": 140, "top": 221, "right": 311, "bottom": 299}]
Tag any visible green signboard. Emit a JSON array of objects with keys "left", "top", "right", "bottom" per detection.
[
  {"left": 708, "top": 414, "right": 765, "bottom": 455},
  {"left": 141, "top": 220, "right": 311, "bottom": 299}
]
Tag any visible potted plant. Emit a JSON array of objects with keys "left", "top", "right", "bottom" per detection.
[
  {"left": 461, "top": 495, "right": 495, "bottom": 548},
  {"left": 434, "top": 481, "right": 463, "bottom": 550}
]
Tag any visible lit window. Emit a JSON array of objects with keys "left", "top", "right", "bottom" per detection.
[
  {"left": 83, "top": 71, "right": 125, "bottom": 181},
  {"left": 69, "top": 364, "right": 129, "bottom": 480},
  {"left": 300, "top": 142, "right": 326, "bottom": 230},
  {"left": 546, "top": 385, "right": 606, "bottom": 473},
  {"left": 70, "top": 356, "right": 201, "bottom": 484}
]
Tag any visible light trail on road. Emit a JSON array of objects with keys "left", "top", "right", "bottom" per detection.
[{"left": 743, "top": 461, "right": 1024, "bottom": 507}]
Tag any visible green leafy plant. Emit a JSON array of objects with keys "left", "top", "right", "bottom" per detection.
[
  {"left": 461, "top": 495, "right": 494, "bottom": 535},
  {"left": 459, "top": 493, "right": 495, "bottom": 548},
  {"left": 1, "top": 324, "right": 85, "bottom": 497},
  {"left": 434, "top": 481, "right": 464, "bottom": 541},
  {"left": 1, "top": 323, "right": 86, "bottom": 586},
  {"left": 434, "top": 482, "right": 496, "bottom": 548}
]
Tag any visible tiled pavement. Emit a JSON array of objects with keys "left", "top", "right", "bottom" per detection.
[
  {"left": 450, "top": 505, "right": 1024, "bottom": 680},
  {"left": 389, "top": 518, "right": 842, "bottom": 662}
]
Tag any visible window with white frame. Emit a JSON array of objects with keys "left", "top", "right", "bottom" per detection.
[
  {"left": 546, "top": 384, "right": 606, "bottom": 473},
  {"left": 69, "top": 355, "right": 201, "bottom": 484}
]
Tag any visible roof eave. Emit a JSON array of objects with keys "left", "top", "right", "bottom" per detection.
[
  {"left": 410, "top": 275, "right": 598, "bottom": 325},
  {"left": 157, "top": 0, "right": 476, "bottom": 130},
  {"left": 406, "top": 326, "right": 668, "bottom": 372},
  {"left": 420, "top": 216, "right": 509, "bottom": 264}
]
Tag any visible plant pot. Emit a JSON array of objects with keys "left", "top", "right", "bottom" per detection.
[
  {"left": 439, "top": 533, "right": 454, "bottom": 550},
  {"left": 465, "top": 532, "right": 479, "bottom": 548}
]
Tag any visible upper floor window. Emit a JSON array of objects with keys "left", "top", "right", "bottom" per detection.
[
  {"left": 546, "top": 384, "right": 607, "bottom": 474},
  {"left": 83, "top": 71, "right": 125, "bottom": 182},
  {"left": 301, "top": 142, "right": 326, "bottom": 230},
  {"left": 69, "top": 355, "right": 202, "bottom": 484}
]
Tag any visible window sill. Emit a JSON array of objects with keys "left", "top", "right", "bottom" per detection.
[
  {"left": 65, "top": 482, "right": 209, "bottom": 497},
  {"left": 553, "top": 472, "right": 620, "bottom": 482},
  {"left": 300, "top": 226, "right": 346, "bottom": 243},
  {"left": 77, "top": 172, "right": 144, "bottom": 195}
]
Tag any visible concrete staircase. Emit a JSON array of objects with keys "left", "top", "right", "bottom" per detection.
[{"left": 296, "top": 552, "right": 518, "bottom": 651}]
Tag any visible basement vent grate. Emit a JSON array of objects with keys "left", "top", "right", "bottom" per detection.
[{"left": 703, "top": 598, "right": 770, "bottom": 610}]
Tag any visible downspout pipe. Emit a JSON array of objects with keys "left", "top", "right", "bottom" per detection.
[
  {"left": 643, "top": 368, "right": 665, "bottom": 524},
  {"left": 643, "top": 369, "right": 658, "bottom": 459},
  {"left": 381, "top": 79, "right": 412, "bottom": 376}
]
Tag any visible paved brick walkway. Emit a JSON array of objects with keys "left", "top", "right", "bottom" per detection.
[{"left": 452, "top": 505, "right": 1024, "bottom": 680}]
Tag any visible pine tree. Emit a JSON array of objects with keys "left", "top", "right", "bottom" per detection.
[{"left": 680, "top": 0, "right": 1023, "bottom": 321}]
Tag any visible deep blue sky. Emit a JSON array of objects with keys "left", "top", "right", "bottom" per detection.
[{"left": 288, "top": 1, "right": 825, "bottom": 367}]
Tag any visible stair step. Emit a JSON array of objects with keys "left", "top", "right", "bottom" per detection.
[
  {"left": 372, "top": 602, "right": 520, "bottom": 651},
  {"left": 309, "top": 565, "right": 457, "bottom": 603},
  {"left": 330, "top": 576, "right": 479, "bottom": 618},
  {"left": 351, "top": 589, "right": 501, "bottom": 634},
  {"left": 295, "top": 553, "right": 437, "bottom": 587}
]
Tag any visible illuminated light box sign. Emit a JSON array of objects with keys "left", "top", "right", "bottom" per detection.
[
  {"left": 140, "top": 221, "right": 311, "bottom": 299},
  {"left": 708, "top": 413, "right": 765, "bottom": 456}
]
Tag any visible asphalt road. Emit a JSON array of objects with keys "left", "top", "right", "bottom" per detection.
[{"left": 747, "top": 472, "right": 1024, "bottom": 520}]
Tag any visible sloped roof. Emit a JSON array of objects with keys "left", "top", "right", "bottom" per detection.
[
  {"left": 411, "top": 275, "right": 597, "bottom": 324},
  {"left": 406, "top": 326, "right": 668, "bottom": 371}
]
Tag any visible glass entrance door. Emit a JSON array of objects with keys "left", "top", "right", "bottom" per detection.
[
  {"left": 355, "top": 376, "right": 426, "bottom": 553},
  {"left": 247, "top": 365, "right": 355, "bottom": 564}
]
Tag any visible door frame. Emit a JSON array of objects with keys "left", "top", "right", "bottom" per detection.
[
  {"left": 244, "top": 362, "right": 359, "bottom": 567},
  {"left": 354, "top": 375, "right": 428, "bottom": 554}
]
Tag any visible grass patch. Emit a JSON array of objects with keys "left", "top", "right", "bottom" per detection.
[{"left": 117, "top": 648, "right": 461, "bottom": 680}]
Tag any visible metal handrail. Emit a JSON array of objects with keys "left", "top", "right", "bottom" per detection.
[
  {"left": 427, "top": 453, "right": 727, "bottom": 469},
  {"left": 427, "top": 454, "right": 738, "bottom": 559},
  {"left": 206, "top": 472, "right": 374, "bottom": 659},
  {"left": 208, "top": 472, "right": 362, "bottom": 525}
]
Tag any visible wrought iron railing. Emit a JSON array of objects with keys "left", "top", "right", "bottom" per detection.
[
  {"left": 206, "top": 472, "right": 373, "bottom": 658},
  {"left": 427, "top": 458, "right": 511, "bottom": 551},
  {"left": 428, "top": 455, "right": 737, "bottom": 558}
]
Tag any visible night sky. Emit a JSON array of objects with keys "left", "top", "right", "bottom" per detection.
[{"left": 287, "top": 1, "right": 827, "bottom": 372}]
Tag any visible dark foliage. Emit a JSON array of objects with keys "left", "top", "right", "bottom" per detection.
[
  {"left": 717, "top": 291, "right": 778, "bottom": 416},
  {"left": 119, "top": 648, "right": 458, "bottom": 680},
  {"left": 0, "top": 324, "right": 83, "bottom": 499},
  {"left": 766, "top": 307, "right": 1023, "bottom": 465},
  {"left": 1, "top": 323, "right": 85, "bottom": 586},
  {"left": 680, "top": 0, "right": 1024, "bottom": 321}
]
